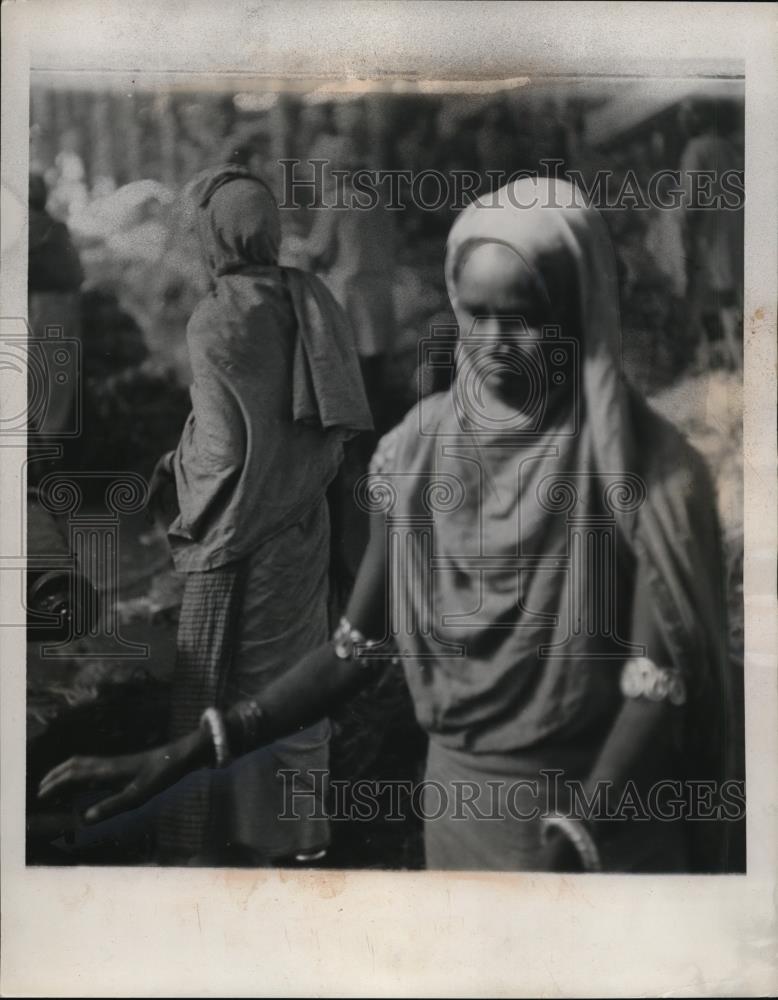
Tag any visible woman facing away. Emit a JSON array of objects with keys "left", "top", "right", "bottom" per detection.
[
  {"left": 40, "top": 178, "right": 741, "bottom": 873},
  {"left": 141, "top": 165, "right": 373, "bottom": 865}
]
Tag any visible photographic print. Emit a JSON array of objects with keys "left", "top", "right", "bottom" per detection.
[{"left": 2, "top": 2, "right": 776, "bottom": 996}]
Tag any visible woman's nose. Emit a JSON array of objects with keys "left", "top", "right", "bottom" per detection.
[
  {"left": 469, "top": 315, "right": 539, "bottom": 343},
  {"left": 471, "top": 316, "right": 501, "bottom": 341}
]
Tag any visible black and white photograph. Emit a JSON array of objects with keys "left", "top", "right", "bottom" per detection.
[{"left": 2, "top": 2, "right": 776, "bottom": 996}]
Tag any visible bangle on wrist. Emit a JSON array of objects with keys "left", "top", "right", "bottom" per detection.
[
  {"left": 224, "top": 699, "right": 272, "bottom": 758},
  {"left": 200, "top": 707, "right": 232, "bottom": 768},
  {"left": 541, "top": 813, "right": 602, "bottom": 872},
  {"left": 332, "top": 616, "right": 377, "bottom": 662},
  {"left": 620, "top": 657, "right": 687, "bottom": 706},
  {"left": 332, "top": 616, "right": 402, "bottom": 665}
]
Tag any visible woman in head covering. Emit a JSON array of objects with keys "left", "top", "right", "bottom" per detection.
[
  {"left": 41, "top": 178, "right": 741, "bottom": 873},
  {"left": 678, "top": 99, "right": 744, "bottom": 370},
  {"left": 148, "top": 165, "right": 373, "bottom": 865}
]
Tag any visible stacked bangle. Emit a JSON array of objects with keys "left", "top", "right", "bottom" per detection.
[
  {"left": 202, "top": 620, "right": 386, "bottom": 767},
  {"left": 200, "top": 707, "right": 232, "bottom": 768},
  {"left": 223, "top": 699, "right": 272, "bottom": 758}
]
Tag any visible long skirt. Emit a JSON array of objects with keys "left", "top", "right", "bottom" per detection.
[
  {"left": 157, "top": 499, "right": 331, "bottom": 864},
  {"left": 422, "top": 738, "right": 689, "bottom": 873}
]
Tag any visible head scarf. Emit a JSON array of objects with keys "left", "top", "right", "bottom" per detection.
[
  {"left": 446, "top": 177, "right": 636, "bottom": 534},
  {"left": 191, "top": 165, "right": 281, "bottom": 275},
  {"left": 188, "top": 164, "right": 372, "bottom": 435}
]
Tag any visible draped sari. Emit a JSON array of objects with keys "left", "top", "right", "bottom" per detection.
[{"left": 369, "top": 178, "right": 737, "bottom": 872}]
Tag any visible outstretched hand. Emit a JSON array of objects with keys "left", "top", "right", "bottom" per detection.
[{"left": 37, "top": 729, "right": 211, "bottom": 824}]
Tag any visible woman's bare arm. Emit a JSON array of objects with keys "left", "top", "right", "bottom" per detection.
[
  {"left": 544, "top": 571, "right": 683, "bottom": 870},
  {"left": 581, "top": 570, "right": 682, "bottom": 812},
  {"left": 226, "top": 512, "right": 390, "bottom": 743}
]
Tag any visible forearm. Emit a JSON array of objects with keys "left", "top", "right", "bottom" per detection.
[
  {"left": 223, "top": 515, "right": 390, "bottom": 756},
  {"left": 579, "top": 572, "right": 683, "bottom": 828},
  {"left": 583, "top": 696, "right": 678, "bottom": 797},
  {"left": 538, "top": 684, "right": 682, "bottom": 871},
  {"left": 224, "top": 641, "right": 373, "bottom": 755},
  {"left": 174, "top": 641, "right": 374, "bottom": 774}
]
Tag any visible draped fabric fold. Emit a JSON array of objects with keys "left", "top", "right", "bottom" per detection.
[{"left": 284, "top": 266, "right": 374, "bottom": 433}]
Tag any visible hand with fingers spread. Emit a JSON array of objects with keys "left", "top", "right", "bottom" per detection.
[{"left": 37, "top": 728, "right": 212, "bottom": 824}]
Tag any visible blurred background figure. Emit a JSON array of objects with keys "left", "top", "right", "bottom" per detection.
[
  {"left": 533, "top": 96, "right": 570, "bottom": 165},
  {"left": 294, "top": 130, "right": 399, "bottom": 617},
  {"left": 28, "top": 172, "right": 84, "bottom": 296},
  {"left": 298, "top": 100, "right": 338, "bottom": 162},
  {"left": 27, "top": 172, "right": 84, "bottom": 453},
  {"left": 301, "top": 134, "right": 398, "bottom": 439},
  {"left": 46, "top": 128, "right": 90, "bottom": 221},
  {"left": 679, "top": 99, "right": 744, "bottom": 371},
  {"left": 475, "top": 99, "right": 517, "bottom": 183},
  {"left": 331, "top": 97, "right": 370, "bottom": 162},
  {"left": 220, "top": 121, "right": 278, "bottom": 197}
]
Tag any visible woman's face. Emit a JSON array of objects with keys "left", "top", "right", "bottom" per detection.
[
  {"left": 454, "top": 241, "right": 550, "bottom": 377},
  {"left": 453, "top": 241, "right": 577, "bottom": 415},
  {"left": 455, "top": 241, "right": 547, "bottom": 342}
]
